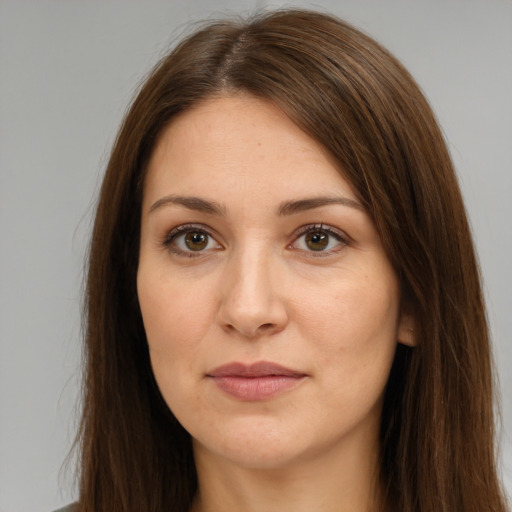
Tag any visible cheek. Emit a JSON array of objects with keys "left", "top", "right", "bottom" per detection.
[
  {"left": 137, "top": 268, "right": 214, "bottom": 404},
  {"left": 295, "top": 275, "right": 400, "bottom": 348},
  {"left": 138, "top": 265, "right": 213, "bottom": 348},
  {"left": 297, "top": 278, "right": 400, "bottom": 427},
  {"left": 292, "top": 269, "right": 400, "bottom": 397}
]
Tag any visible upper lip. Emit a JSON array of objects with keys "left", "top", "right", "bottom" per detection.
[{"left": 207, "top": 361, "right": 306, "bottom": 378}]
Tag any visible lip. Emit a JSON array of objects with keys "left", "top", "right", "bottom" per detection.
[{"left": 206, "top": 361, "right": 307, "bottom": 401}]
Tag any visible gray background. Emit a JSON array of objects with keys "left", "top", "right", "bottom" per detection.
[{"left": 1, "top": 1, "right": 510, "bottom": 511}]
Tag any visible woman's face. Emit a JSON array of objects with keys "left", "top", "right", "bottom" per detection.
[{"left": 137, "top": 94, "right": 413, "bottom": 471}]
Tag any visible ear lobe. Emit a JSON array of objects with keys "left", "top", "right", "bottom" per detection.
[{"left": 397, "top": 311, "right": 417, "bottom": 347}]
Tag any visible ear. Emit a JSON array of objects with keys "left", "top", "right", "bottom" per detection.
[{"left": 397, "top": 309, "right": 417, "bottom": 347}]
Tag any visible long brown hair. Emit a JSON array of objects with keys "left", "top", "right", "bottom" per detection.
[{"left": 78, "top": 9, "right": 507, "bottom": 511}]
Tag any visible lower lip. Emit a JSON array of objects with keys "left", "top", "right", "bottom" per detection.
[{"left": 209, "top": 375, "right": 305, "bottom": 401}]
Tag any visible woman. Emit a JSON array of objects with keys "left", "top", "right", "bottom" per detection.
[{"left": 67, "top": 8, "right": 507, "bottom": 512}]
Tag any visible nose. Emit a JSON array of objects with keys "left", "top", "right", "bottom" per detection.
[{"left": 217, "top": 248, "right": 288, "bottom": 339}]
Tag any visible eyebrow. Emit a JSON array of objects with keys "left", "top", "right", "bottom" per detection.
[
  {"left": 278, "top": 196, "right": 364, "bottom": 216},
  {"left": 149, "top": 195, "right": 226, "bottom": 215},
  {"left": 148, "top": 194, "right": 363, "bottom": 216}
]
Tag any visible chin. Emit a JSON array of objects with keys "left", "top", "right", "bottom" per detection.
[
  {"left": 188, "top": 400, "right": 383, "bottom": 474},
  {"left": 191, "top": 419, "right": 311, "bottom": 470},
  {"left": 196, "top": 441, "right": 306, "bottom": 471}
]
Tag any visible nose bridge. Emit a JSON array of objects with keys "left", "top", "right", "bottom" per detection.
[
  {"left": 218, "top": 240, "right": 287, "bottom": 337},
  {"left": 234, "top": 244, "right": 272, "bottom": 307}
]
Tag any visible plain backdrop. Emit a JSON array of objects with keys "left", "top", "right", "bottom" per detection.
[{"left": 1, "top": 1, "right": 511, "bottom": 511}]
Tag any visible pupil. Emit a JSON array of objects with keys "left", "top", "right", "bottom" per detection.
[
  {"left": 185, "top": 232, "right": 207, "bottom": 251},
  {"left": 306, "top": 231, "right": 328, "bottom": 250}
]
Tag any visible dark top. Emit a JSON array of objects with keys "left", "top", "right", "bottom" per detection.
[{"left": 53, "top": 505, "right": 76, "bottom": 512}]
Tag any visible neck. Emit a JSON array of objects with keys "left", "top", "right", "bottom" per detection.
[{"left": 190, "top": 433, "right": 385, "bottom": 512}]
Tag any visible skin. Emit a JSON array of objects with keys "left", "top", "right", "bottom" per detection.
[{"left": 137, "top": 94, "right": 415, "bottom": 512}]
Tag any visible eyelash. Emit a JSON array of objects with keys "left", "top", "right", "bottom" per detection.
[
  {"left": 162, "top": 223, "right": 349, "bottom": 258},
  {"left": 162, "top": 224, "right": 219, "bottom": 258},
  {"left": 290, "top": 223, "right": 349, "bottom": 256}
]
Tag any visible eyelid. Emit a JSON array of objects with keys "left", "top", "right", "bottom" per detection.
[
  {"left": 160, "top": 222, "right": 350, "bottom": 258},
  {"left": 289, "top": 223, "right": 350, "bottom": 255},
  {"left": 162, "top": 223, "right": 222, "bottom": 257}
]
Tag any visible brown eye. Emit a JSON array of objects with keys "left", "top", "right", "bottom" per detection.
[
  {"left": 305, "top": 230, "right": 329, "bottom": 251},
  {"left": 184, "top": 231, "right": 208, "bottom": 251},
  {"left": 291, "top": 225, "right": 347, "bottom": 255},
  {"left": 164, "top": 225, "right": 222, "bottom": 256}
]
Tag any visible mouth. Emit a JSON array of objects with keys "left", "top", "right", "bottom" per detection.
[{"left": 206, "top": 361, "right": 307, "bottom": 401}]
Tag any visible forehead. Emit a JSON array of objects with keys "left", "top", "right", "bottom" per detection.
[{"left": 143, "top": 94, "right": 358, "bottom": 208}]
